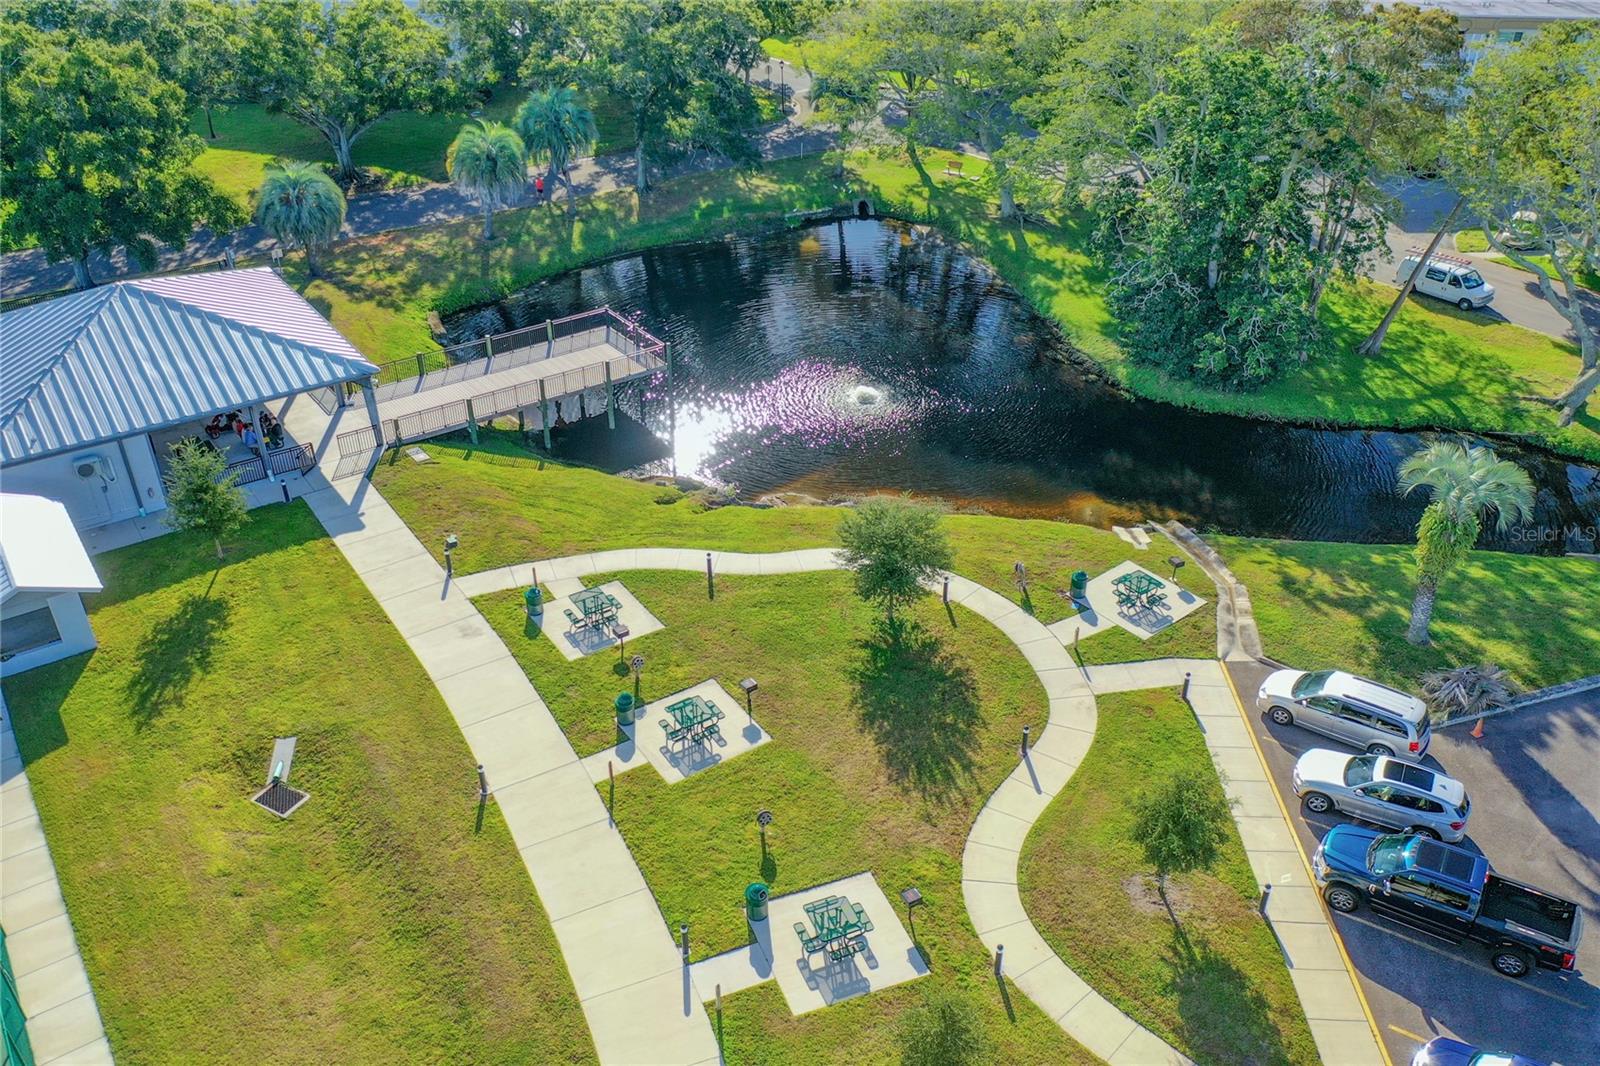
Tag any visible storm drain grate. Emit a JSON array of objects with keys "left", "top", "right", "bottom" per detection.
[{"left": 252, "top": 780, "right": 309, "bottom": 818}]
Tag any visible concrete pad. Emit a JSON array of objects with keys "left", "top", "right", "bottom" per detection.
[
  {"left": 1014, "top": 748, "right": 1077, "bottom": 796},
  {"left": 493, "top": 763, "right": 609, "bottom": 848},
  {"left": 1234, "top": 815, "right": 1301, "bottom": 855},
  {"left": 320, "top": 500, "right": 409, "bottom": 543},
  {"left": 0, "top": 847, "right": 60, "bottom": 898},
  {"left": 544, "top": 576, "right": 586, "bottom": 598},
  {"left": 962, "top": 839, "right": 1021, "bottom": 885},
  {"left": 1046, "top": 695, "right": 1097, "bottom": 731},
  {"left": 356, "top": 553, "right": 444, "bottom": 600},
  {"left": 1083, "top": 662, "right": 1140, "bottom": 692},
  {"left": 431, "top": 661, "right": 542, "bottom": 727},
  {"left": 536, "top": 580, "right": 665, "bottom": 661},
  {"left": 581, "top": 969, "right": 720, "bottom": 1066},
  {"left": 0, "top": 773, "right": 34, "bottom": 823},
  {"left": 962, "top": 877, "right": 1028, "bottom": 936},
  {"left": 1248, "top": 850, "right": 1313, "bottom": 889},
  {"left": 554, "top": 888, "right": 683, "bottom": 998},
  {"left": 1059, "top": 990, "right": 1139, "bottom": 1060},
  {"left": 1046, "top": 610, "right": 1119, "bottom": 644},
  {"left": 1210, "top": 745, "right": 1271, "bottom": 783},
  {"left": 587, "top": 548, "right": 639, "bottom": 573},
  {"left": 1110, "top": 1025, "right": 1192, "bottom": 1065},
  {"left": 24, "top": 995, "right": 110, "bottom": 1065},
  {"left": 538, "top": 554, "right": 598, "bottom": 583},
  {"left": 0, "top": 878, "right": 66, "bottom": 933},
  {"left": 521, "top": 821, "right": 647, "bottom": 921},
  {"left": 690, "top": 938, "right": 773, "bottom": 1000},
  {"left": 1012, "top": 955, "right": 1093, "bottom": 1022},
  {"left": 336, "top": 526, "right": 432, "bottom": 572},
  {"left": 13, "top": 954, "right": 92, "bottom": 1016},
  {"left": 382, "top": 584, "right": 479, "bottom": 638},
  {"left": 6, "top": 914, "right": 78, "bottom": 978},
  {"left": 1288, "top": 967, "right": 1370, "bottom": 1021},
  {"left": 1080, "top": 560, "right": 1207, "bottom": 642},
  {"left": 967, "top": 806, "right": 1034, "bottom": 853},
  {"left": 625, "top": 680, "right": 770, "bottom": 783},
  {"left": 714, "top": 552, "right": 760, "bottom": 575},
  {"left": 1029, "top": 722, "right": 1094, "bottom": 771},
  {"left": 1307, "top": 1018, "right": 1387, "bottom": 1064},
  {"left": 463, "top": 706, "right": 576, "bottom": 786},
  {"left": 767, "top": 872, "right": 928, "bottom": 1014},
  {"left": 580, "top": 741, "right": 650, "bottom": 783},
  {"left": 406, "top": 615, "right": 513, "bottom": 680},
  {"left": 451, "top": 566, "right": 515, "bottom": 598},
  {"left": 1224, "top": 778, "right": 1284, "bottom": 820},
  {"left": 1, "top": 752, "right": 28, "bottom": 793},
  {"left": 1, "top": 814, "right": 47, "bottom": 861},
  {"left": 1035, "top": 668, "right": 1093, "bottom": 700},
  {"left": 1269, "top": 920, "right": 1350, "bottom": 971},
  {"left": 1194, "top": 714, "right": 1255, "bottom": 750}
]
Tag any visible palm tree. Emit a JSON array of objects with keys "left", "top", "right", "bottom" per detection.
[
  {"left": 254, "top": 161, "right": 346, "bottom": 278},
  {"left": 446, "top": 120, "right": 527, "bottom": 241},
  {"left": 515, "top": 86, "right": 597, "bottom": 218},
  {"left": 1397, "top": 442, "right": 1535, "bottom": 645},
  {"left": 1420, "top": 664, "right": 1518, "bottom": 725}
]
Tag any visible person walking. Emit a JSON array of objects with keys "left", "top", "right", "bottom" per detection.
[{"left": 534, "top": 174, "right": 546, "bottom": 203}]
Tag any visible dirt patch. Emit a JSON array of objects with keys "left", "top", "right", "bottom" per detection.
[{"left": 1122, "top": 873, "right": 1193, "bottom": 918}]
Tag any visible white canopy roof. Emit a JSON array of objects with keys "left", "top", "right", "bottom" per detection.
[{"left": 0, "top": 493, "right": 103, "bottom": 602}]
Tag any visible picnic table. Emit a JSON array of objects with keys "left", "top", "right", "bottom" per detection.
[
  {"left": 660, "top": 695, "right": 725, "bottom": 748},
  {"left": 570, "top": 587, "right": 620, "bottom": 627},
  {"left": 794, "top": 894, "right": 874, "bottom": 962},
  {"left": 1112, "top": 570, "right": 1168, "bottom": 611}
]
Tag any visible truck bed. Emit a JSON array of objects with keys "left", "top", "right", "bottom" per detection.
[{"left": 1480, "top": 875, "right": 1580, "bottom": 944}]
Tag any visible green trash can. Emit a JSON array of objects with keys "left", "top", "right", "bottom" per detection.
[
  {"left": 745, "top": 882, "right": 770, "bottom": 922},
  {"left": 1070, "top": 569, "right": 1088, "bottom": 602},
  {"left": 524, "top": 586, "right": 543, "bottom": 615},
  {"left": 614, "top": 692, "right": 635, "bottom": 726}
]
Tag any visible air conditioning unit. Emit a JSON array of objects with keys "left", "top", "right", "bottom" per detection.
[{"left": 73, "top": 453, "right": 115, "bottom": 482}]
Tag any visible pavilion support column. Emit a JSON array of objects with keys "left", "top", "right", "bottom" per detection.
[
  {"left": 465, "top": 398, "right": 479, "bottom": 445},
  {"left": 605, "top": 362, "right": 616, "bottom": 430},
  {"left": 539, "top": 379, "right": 552, "bottom": 450},
  {"left": 362, "top": 376, "right": 382, "bottom": 445}
]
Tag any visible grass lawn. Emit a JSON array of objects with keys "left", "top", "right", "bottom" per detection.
[
  {"left": 1019, "top": 689, "right": 1318, "bottom": 1066},
  {"left": 371, "top": 431, "right": 1218, "bottom": 664},
  {"left": 1455, "top": 230, "right": 1600, "bottom": 291},
  {"left": 476, "top": 567, "right": 1097, "bottom": 1063},
  {"left": 761, "top": 36, "right": 811, "bottom": 68},
  {"left": 0, "top": 504, "right": 593, "bottom": 1064},
  {"left": 1212, "top": 536, "right": 1600, "bottom": 692}
]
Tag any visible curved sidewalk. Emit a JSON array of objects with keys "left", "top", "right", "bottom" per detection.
[{"left": 456, "top": 550, "right": 1190, "bottom": 1064}]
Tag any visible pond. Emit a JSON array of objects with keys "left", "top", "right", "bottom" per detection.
[{"left": 445, "top": 218, "right": 1600, "bottom": 553}]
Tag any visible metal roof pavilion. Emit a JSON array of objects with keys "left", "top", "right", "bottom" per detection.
[
  {"left": 0, "top": 267, "right": 378, "bottom": 464},
  {"left": 0, "top": 493, "right": 102, "bottom": 603}
]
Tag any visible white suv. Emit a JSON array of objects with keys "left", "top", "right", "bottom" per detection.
[
  {"left": 1292, "top": 749, "right": 1471, "bottom": 842},
  {"left": 1257, "top": 669, "right": 1431, "bottom": 760}
]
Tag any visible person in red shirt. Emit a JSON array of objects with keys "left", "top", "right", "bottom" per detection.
[{"left": 535, "top": 175, "right": 545, "bottom": 201}]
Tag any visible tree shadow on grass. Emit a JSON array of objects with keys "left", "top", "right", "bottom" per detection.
[
  {"left": 1167, "top": 932, "right": 1291, "bottom": 1066},
  {"left": 125, "top": 593, "right": 228, "bottom": 731},
  {"left": 849, "top": 618, "right": 980, "bottom": 801}
]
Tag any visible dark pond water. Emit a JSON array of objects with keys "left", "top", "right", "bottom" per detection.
[{"left": 446, "top": 219, "right": 1600, "bottom": 552}]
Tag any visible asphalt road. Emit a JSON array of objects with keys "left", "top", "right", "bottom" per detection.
[
  {"left": 1226, "top": 658, "right": 1599, "bottom": 1066},
  {"left": 1377, "top": 176, "right": 1600, "bottom": 347}
]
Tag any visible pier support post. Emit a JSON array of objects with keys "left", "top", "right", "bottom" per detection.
[
  {"left": 465, "top": 398, "right": 479, "bottom": 444},
  {"left": 605, "top": 361, "right": 616, "bottom": 430},
  {"left": 539, "top": 379, "right": 552, "bottom": 450}
]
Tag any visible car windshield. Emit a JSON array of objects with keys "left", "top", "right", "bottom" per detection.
[
  {"left": 1343, "top": 756, "right": 1377, "bottom": 787},
  {"left": 1366, "top": 834, "right": 1418, "bottom": 877},
  {"left": 1462, "top": 270, "right": 1486, "bottom": 289},
  {"left": 1291, "top": 670, "right": 1333, "bottom": 698},
  {"left": 1470, "top": 1056, "right": 1515, "bottom": 1066}
]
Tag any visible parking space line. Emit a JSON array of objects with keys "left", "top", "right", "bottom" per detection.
[
  {"left": 1387, "top": 1025, "right": 1428, "bottom": 1043},
  {"left": 1338, "top": 914, "right": 1592, "bottom": 1011},
  {"left": 1221, "top": 664, "right": 1394, "bottom": 1066}
]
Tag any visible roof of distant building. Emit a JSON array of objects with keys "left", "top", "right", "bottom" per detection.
[{"left": 0, "top": 268, "right": 377, "bottom": 464}]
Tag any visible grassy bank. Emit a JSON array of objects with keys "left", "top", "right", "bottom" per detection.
[
  {"left": 477, "top": 567, "right": 1098, "bottom": 1063},
  {"left": 1019, "top": 689, "right": 1318, "bottom": 1066},
  {"left": 1453, "top": 230, "right": 1600, "bottom": 293},
  {"left": 1, "top": 504, "right": 593, "bottom": 1063},
  {"left": 1212, "top": 536, "right": 1600, "bottom": 692}
]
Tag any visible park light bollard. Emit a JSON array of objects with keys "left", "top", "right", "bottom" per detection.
[
  {"left": 680, "top": 923, "right": 690, "bottom": 960},
  {"left": 994, "top": 944, "right": 1004, "bottom": 976},
  {"left": 1182, "top": 672, "right": 1192, "bottom": 702},
  {"left": 1021, "top": 724, "right": 1030, "bottom": 755},
  {"left": 476, "top": 764, "right": 488, "bottom": 801},
  {"left": 942, "top": 575, "right": 949, "bottom": 605},
  {"left": 706, "top": 552, "right": 714, "bottom": 598}
]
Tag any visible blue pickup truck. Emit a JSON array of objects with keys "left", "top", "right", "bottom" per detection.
[{"left": 1313, "top": 825, "right": 1583, "bottom": 979}]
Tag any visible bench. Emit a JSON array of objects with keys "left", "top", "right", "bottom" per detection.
[
  {"left": 943, "top": 159, "right": 965, "bottom": 178},
  {"left": 564, "top": 608, "right": 583, "bottom": 630}
]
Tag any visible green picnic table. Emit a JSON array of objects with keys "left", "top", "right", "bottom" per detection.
[
  {"left": 571, "top": 587, "right": 619, "bottom": 626},
  {"left": 1112, "top": 570, "right": 1167, "bottom": 611},
  {"left": 794, "top": 894, "right": 873, "bottom": 961},
  {"left": 661, "top": 695, "right": 725, "bottom": 747}
]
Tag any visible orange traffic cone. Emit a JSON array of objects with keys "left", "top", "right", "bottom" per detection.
[{"left": 1470, "top": 717, "right": 1486, "bottom": 739}]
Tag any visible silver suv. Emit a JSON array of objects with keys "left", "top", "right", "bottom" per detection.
[
  {"left": 1292, "top": 749, "right": 1471, "bottom": 842},
  {"left": 1257, "top": 669, "right": 1431, "bottom": 759}
]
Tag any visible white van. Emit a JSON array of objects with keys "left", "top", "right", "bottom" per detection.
[{"left": 1396, "top": 249, "right": 1495, "bottom": 311}]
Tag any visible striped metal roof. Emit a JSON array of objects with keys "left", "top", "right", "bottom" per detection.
[{"left": 0, "top": 268, "right": 377, "bottom": 464}]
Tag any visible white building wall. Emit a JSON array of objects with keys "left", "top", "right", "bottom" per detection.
[
  {"left": 0, "top": 590, "right": 97, "bottom": 677},
  {"left": 0, "top": 434, "right": 166, "bottom": 530}
]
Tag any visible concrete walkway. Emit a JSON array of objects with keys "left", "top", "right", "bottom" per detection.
[
  {"left": 458, "top": 552, "right": 1190, "bottom": 1064},
  {"left": 1082, "top": 658, "right": 1387, "bottom": 1066},
  {"left": 0, "top": 696, "right": 114, "bottom": 1065}
]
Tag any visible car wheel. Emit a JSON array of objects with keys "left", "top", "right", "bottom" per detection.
[
  {"left": 1269, "top": 706, "right": 1294, "bottom": 726},
  {"left": 1324, "top": 884, "right": 1361, "bottom": 913},
  {"left": 1365, "top": 743, "right": 1395, "bottom": 757},
  {"left": 1302, "top": 792, "right": 1334, "bottom": 814},
  {"left": 1408, "top": 826, "right": 1440, "bottom": 840},
  {"left": 1458, "top": 297, "right": 1474, "bottom": 310},
  {"left": 1491, "top": 947, "right": 1532, "bottom": 979}
]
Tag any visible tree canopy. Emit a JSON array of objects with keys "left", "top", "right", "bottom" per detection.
[
  {"left": 837, "top": 497, "right": 953, "bottom": 623},
  {"left": 0, "top": 23, "right": 242, "bottom": 288}
]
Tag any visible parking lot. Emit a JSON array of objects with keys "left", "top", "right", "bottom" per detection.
[{"left": 1225, "top": 660, "right": 1599, "bottom": 1066}]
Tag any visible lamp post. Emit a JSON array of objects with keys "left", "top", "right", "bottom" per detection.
[
  {"left": 444, "top": 533, "right": 459, "bottom": 577},
  {"left": 778, "top": 60, "right": 786, "bottom": 112}
]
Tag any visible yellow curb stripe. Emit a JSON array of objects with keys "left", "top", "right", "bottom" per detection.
[{"left": 1220, "top": 663, "right": 1394, "bottom": 1066}]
